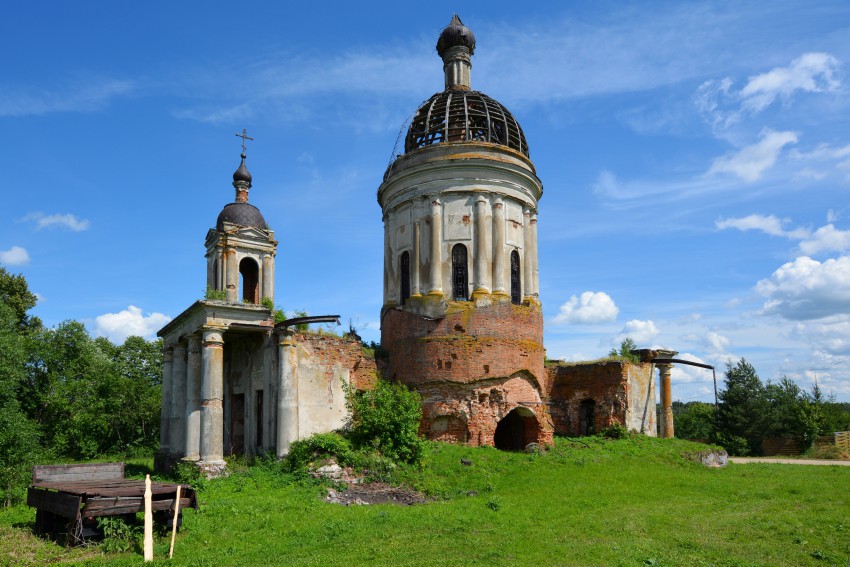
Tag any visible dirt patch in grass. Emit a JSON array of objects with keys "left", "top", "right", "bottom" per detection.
[{"left": 324, "top": 482, "right": 428, "bottom": 506}]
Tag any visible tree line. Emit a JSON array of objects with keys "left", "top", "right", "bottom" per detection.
[
  {"left": 0, "top": 268, "right": 162, "bottom": 505},
  {"left": 674, "top": 359, "right": 850, "bottom": 456}
]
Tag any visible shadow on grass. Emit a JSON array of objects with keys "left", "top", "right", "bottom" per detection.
[{"left": 125, "top": 462, "right": 154, "bottom": 478}]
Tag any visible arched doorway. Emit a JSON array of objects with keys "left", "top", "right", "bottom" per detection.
[
  {"left": 493, "top": 407, "right": 539, "bottom": 451},
  {"left": 239, "top": 257, "right": 259, "bottom": 303},
  {"left": 579, "top": 399, "right": 595, "bottom": 436}
]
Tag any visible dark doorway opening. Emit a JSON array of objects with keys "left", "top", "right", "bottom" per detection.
[
  {"left": 255, "top": 390, "right": 263, "bottom": 449},
  {"left": 239, "top": 258, "right": 259, "bottom": 303},
  {"left": 231, "top": 393, "right": 245, "bottom": 454},
  {"left": 579, "top": 399, "right": 595, "bottom": 436},
  {"left": 452, "top": 244, "right": 468, "bottom": 301},
  {"left": 493, "top": 407, "right": 539, "bottom": 451}
]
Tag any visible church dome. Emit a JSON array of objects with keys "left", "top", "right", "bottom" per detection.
[
  {"left": 404, "top": 90, "right": 529, "bottom": 157},
  {"left": 437, "top": 14, "right": 475, "bottom": 57},
  {"left": 216, "top": 202, "right": 267, "bottom": 231},
  {"left": 233, "top": 153, "right": 252, "bottom": 185}
]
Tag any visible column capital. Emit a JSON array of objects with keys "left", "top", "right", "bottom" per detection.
[
  {"left": 163, "top": 348, "right": 174, "bottom": 362},
  {"left": 187, "top": 334, "right": 202, "bottom": 353},
  {"left": 201, "top": 326, "right": 225, "bottom": 345}
]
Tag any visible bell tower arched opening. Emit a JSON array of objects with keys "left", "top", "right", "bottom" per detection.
[
  {"left": 494, "top": 407, "right": 539, "bottom": 451},
  {"left": 239, "top": 257, "right": 259, "bottom": 304}
]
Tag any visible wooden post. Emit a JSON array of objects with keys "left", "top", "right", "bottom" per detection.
[
  {"left": 169, "top": 485, "right": 182, "bottom": 559},
  {"left": 144, "top": 474, "right": 153, "bottom": 562}
]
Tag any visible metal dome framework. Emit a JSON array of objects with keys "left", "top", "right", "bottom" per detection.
[{"left": 404, "top": 90, "right": 529, "bottom": 157}]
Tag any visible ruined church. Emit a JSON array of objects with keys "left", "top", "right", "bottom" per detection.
[{"left": 157, "top": 16, "right": 677, "bottom": 473}]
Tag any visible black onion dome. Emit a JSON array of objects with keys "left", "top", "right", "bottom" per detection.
[
  {"left": 232, "top": 153, "right": 252, "bottom": 185},
  {"left": 404, "top": 90, "right": 529, "bottom": 157},
  {"left": 437, "top": 15, "right": 475, "bottom": 57},
  {"left": 216, "top": 202, "right": 267, "bottom": 230}
]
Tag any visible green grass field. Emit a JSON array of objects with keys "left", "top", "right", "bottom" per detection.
[{"left": 2, "top": 437, "right": 848, "bottom": 566}]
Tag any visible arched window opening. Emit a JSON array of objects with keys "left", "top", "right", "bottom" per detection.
[
  {"left": 510, "top": 250, "right": 521, "bottom": 305},
  {"left": 400, "top": 251, "right": 411, "bottom": 305},
  {"left": 451, "top": 244, "right": 468, "bottom": 301},
  {"left": 494, "top": 407, "right": 539, "bottom": 451},
  {"left": 239, "top": 257, "right": 259, "bottom": 304},
  {"left": 579, "top": 399, "right": 596, "bottom": 436}
]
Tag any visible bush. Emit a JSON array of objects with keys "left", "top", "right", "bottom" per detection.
[
  {"left": 345, "top": 380, "right": 424, "bottom": 465},
  {"left": 717, "top": 433, "right": 751, "bottom": 456},
  {"left": 283, "top": 432, "right": 353, "bottom": 473},
  {"left": 599, "top": 423, "right": 630, "bottom": 439}
]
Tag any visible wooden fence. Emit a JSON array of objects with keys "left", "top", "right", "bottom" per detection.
[{"left": 836, "top": 431, "right": 850, "bottom": 450}]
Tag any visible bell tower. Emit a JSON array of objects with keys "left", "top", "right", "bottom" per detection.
[
  {"left": 205, "top": 130, "right": 277, "bottom": 304},
  {"left": 377, "top": 16, "right": 550, "bottom": 449}
]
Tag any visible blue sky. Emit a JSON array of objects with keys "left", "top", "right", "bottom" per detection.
[{"left": 2, "top": 1, "right": 850, "bottom": 402}]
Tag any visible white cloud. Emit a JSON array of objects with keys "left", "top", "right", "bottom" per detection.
[
  {"left": 669, "top": 353, "right": 715, "bottom": 385},
  {"left": 696, "top": 52, "right": 841, "bottom": 130},
  {"left": 0, "top": 79, "right": 134, "bottom": 117},
  {"left": 756, "top": 256, "right": 850, "bottom": 320},
  {"left": 707, "top": 130, "right": 798, "bottom": 182},
  {"left": 0, "top": 246, "right": 30, "bottom": 266},
  {"left": 792, "top": 315, "right": 850, "bottom": 356},
  {"left": 23, "top": 212, "right": 90, "bottom": 231},
  {"left": 615, "top": 319, "right": 659, "bottom": 345},
  {"left": 715, "top": 213, "right": 809, "bottom": 239},
  {"left": 94, "top": 306, "right": 171, "bottom": 343},
  {"left": 740, "top": 53, "right": 840, "bottom": 113},
  {"left": 799, "top": 224, "right": 850, "bottom": 255},
  {"left": 704, "top": 332, "right": 731, "bottom": 353},
  {"left": 552, "top": 291, "right": 619, "bottom": 324}
]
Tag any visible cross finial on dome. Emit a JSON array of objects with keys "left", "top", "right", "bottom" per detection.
[{"left": 232, "top": 129, "right": 253, "bottom": 201}]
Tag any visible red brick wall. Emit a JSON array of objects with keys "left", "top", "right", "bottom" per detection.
[
  {"left": 293, "top": 333, "right": 378, "bottom": 390},
  {"left": 381, "top": 302, "right": 550, "bottom": 447},
  {"left": 546, "top": 361, "right": 630, "bottom": 436},
  {"left": 381, "top": 302, "right": 544, "bottom": 387}
]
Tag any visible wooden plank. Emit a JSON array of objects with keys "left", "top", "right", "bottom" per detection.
[
  {"left": 32, "top": 462, "right": 124, "bottom": 484},
  {"left": 27, "top": 488, "right": 81, "bottom": 519}
]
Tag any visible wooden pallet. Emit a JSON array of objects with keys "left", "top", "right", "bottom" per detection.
[{"left": 27, "top": 462, "right": 197, "bottom": 546}]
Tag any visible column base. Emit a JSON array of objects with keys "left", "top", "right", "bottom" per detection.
[{"left": 196, "top": 460, "right": 228, "bottom": 478}]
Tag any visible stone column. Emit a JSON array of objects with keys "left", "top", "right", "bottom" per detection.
[
  {"left": 262, "top": 253, "right": 273, "bottom": 303},
  {"left": 412, "top": 220, "right": 421, "bottom": 296},
  {"left": 225, "top": 247, "right": 238, "bottom": 303},
  {"left": 473, "top": 195, "right": 491, "bottom": 297},
  {"left": 658, "top": 363, "right": 674, "bottom": 438},
  {"left": 200, "top": 328, "right": 226, "bottom": 468},
  {"left": 184, "top": 336, "right": 202, "bottom": 461},
  {"left": 158, "top": 348, "right": 174, "bottom": 455},
  {"left": 522, "top": 209, "right": 533, "bottom": 300},
  {"left": 170, "top": 343, "right": 187, "bottom": 458},
  {"left": 276, "top": 334, "right": 298, "bottom": 458},
  {"left": 428, "top": 198, "right": 443, "bottom": 295},
  {"left": 216, "top": 247, "right": 225, "bottom": 290},
  {"left": 531, "top": 212, "right": 539, "bottom": 298},
  {"left": 492, "top": 198, "right": 506, "bottom": 296}
]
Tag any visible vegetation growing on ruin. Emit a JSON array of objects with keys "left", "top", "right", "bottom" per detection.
[{"left": 2, "top": 437, "right": 849, "bottom": 565}]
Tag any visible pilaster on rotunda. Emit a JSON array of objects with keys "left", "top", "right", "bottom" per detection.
[{"left": 378, "top": 15, "right": 551, "bottom": 450}]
